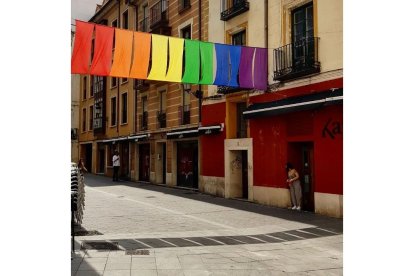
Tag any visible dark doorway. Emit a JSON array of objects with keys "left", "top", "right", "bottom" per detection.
[
  {"left": 177, "top": 141, "right": 198, "bottom": 189},
  {"left": 119, "top": 142, "right": 130, "bottom": 180},
  {"left": 98, "top": 144, "right": 105, "bottom": 173},
  {"left": 85, "top": 144, "right": 92, "bottom": 172},
  {"left": 162, "top": 143, "right": 166, "bottom": 184},
  {"left": 241, "top": 150, "right": 248, "bottom": 199},
  {"left": 287, "top": 142, "right": 315, "bottom": 212},
  {"left": 139, "top": 144, "right": 150, "bottom": 182}
]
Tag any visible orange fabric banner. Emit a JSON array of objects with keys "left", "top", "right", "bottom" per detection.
[
  {"left": 89, "top": 25, "right": 114, "bottom": 76},
  {"left": 129, "top": 32, "right": 151, "bottom": 79},
  {"left": 71, "top": 20, "right": 95, "bottom": 74},
  {"left": 109, "top": 29, "right": 134, "bottom": 78}
]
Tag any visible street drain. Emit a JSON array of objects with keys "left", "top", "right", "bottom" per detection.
[
  {"left": 81, "top": 241, "right": 119, "bottom": 250},
  {"left": 75, "top": 230, "right": 103, "bottom": 236},
  {"left": 125, "top": 249, "right": 150, "bottom": 255},
  {"left": 146, "top": 196, "right": 156, "bottom": 198}
]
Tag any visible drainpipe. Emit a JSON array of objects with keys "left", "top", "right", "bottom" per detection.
[
  {"left": 264, "top": 0, "right": 269, "bottom": 91},
  {"left": 198, "top": 0, "right": 202, "bottom": 124},
  {"left": 117, "top": 0, "right": 121, "bottom": 138}
]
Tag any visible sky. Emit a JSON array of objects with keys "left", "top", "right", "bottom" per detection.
[{"left": 71, "top": 0, "right": 103, "bottom": 30}]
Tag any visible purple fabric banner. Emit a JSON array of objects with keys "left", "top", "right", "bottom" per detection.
[
  {"left": 238, "top": 47, "right": 255, "bottom": 89},
  {"left": 253, "top": 48, "right": 268, "bottom": 90}
]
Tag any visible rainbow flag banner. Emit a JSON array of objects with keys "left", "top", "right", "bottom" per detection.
[{"left": 71, "top": 20, "right": 268, "bottom": 90}]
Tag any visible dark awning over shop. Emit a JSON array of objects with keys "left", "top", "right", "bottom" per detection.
[
  {"left": 198, "top": 124, "right": 224, "bottom": 135},
  {"left": 166, "top": 127, "right": 199, "bottom": 140},
  {"left": 102, "top": 136, "right": 129, "bottom": 143},
  {"left": 243, "top": 88, "right": 343, "bottom": 119},
  {"left": 128, "top": 134, "right": 150, "bottom": 142}
]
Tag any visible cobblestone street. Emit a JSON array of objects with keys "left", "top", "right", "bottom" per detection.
[{"left": 72, "top": 174, "right": 342, "bottom": 275}]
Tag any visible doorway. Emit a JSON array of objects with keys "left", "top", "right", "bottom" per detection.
[
  {"left": 287, "top": 142, "right": 314, "bottom": 211},
  {"left": 139, "top": 143, "right": 150, "bottom": 182},
  {"left": 84, "top": 144, "right": 92, "bottom": 172},
  {"left": 177, "top": 141, "right": 198, "bottom": 189},
  {"left": 119, "top": 142, "right": 130, "bottom": 180}
]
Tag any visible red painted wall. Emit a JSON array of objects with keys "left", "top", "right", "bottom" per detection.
[
  {"left": 201, "top": 102, "right": 226, "bottom": 177},
  {"left": 249, "top": 105, "right": 343, "bottom": 195}
]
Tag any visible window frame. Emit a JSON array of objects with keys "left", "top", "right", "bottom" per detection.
[{"left": 110, "top": 96, "right": 117, "bottom": 127}]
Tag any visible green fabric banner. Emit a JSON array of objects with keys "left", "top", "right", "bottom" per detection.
[
  {"left": 181, "top": 39, "right": 200, "bottom": 84},
  {"left": 199, "top": 41, "right": 214, "bottom": 85}
]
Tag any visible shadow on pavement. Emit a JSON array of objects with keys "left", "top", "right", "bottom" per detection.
[{"left": 84, "top": 174, "right": 342, "bottom": 233}]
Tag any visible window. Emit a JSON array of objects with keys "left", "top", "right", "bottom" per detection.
[
  {"left": 111, "top": 77, "right": 117, "bottom": 88},
  {"left": 232, "top": 30, "right": 246, "bottom": 46},
  {"left": 111, "top": 19, "right": 118, "bottom": 46},
  {"left": 159, "top": 90, "right": 166, "bottom": 112},
  {"left": 121, "top": 77, "right": 128, "bottom": 83},
  {"left": 182, "top": 86, "right": 191, "bottom": 125},
  {"left": 111, "top": 97, "right": 117, "bottom": 126},
  {"left": 122, "top": 10, "right": 129, "bottom": 29},
  {"left": 180, "top": 25, "right": 191, "bottom": 39},
  {"left": 292, "top": 3, "right": 314, "bottom": 66},
  {"left": 83, "top": 77, "right": 87, "bottom": 100},
  {"left": 89, "top": 106, "right": 94, "bottom": 131},
  {"left": 141, "top": 96, "right": 148, "bottom": 130},
  {"left": 179, "top": 0, "right": 191, "bottom": 12},
  {"left": 121, "top": 92, "right": 128, "bottom": 124},
  {"left": 82, "top": 108, "right": 87, "bottom": 132},
  {"left": 89, "top": 76, "right": 94, "bottom": 98}
]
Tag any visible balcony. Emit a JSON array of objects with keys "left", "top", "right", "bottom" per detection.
[
  {"left": 150, "top": 0, "right": 171, "bottom": 35},
  {"left": 157, "top": 110, "right": 166, "bottom": 128},
  {"left": 139, "top": 111, "right": 148, "bottom": 131},
  {"left": 178, "top": 0, "right": 191, "bottom": 13},
  {"left": 221, "top": 0, "right": 249, "bottom": 21},
  {"left": 134, "top": 79, "right": 150, "bottom": 92},
  {"left": 217, "top": 86, "right": 246, "bottom": 95},
  {"left": 139, "top": 17, "right": 149, "bottom": 32},
  {"left": 273, "top": 37, "right": 320, "bottom": 82},
  {"left": 179, "top": 105, "right": 191, "bottom": 125}
]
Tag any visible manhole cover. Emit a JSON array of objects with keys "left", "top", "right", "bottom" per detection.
[
  {"left": 125, "top": 249, "right": 150, "bottom": 255},
  {"left": 81, "top": 241, "right": 119, "bottom": 250},
  {"left": 75, "top": 230, "right": 103, "bottom": 236}
]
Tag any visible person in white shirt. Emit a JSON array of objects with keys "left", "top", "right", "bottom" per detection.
[{"left": 112, "top": 150, "right": 120, "bottom": 181}]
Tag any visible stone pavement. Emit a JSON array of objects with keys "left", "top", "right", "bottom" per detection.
[{"left": 71, "top": 174, "right": 343, "bottom": 275}]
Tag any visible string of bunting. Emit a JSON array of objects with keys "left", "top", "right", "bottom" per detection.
[{"left": 71, "top": 20, "right": 268, "bottom": 90}]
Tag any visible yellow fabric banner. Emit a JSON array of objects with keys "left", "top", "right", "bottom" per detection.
[
  {"left": 165, "top": 37, "right": 184, "bottom": 82},
  {"left": 147, "top": 34, "right": 168, "bottom": 81},
  {"left": 109, "top": 29, "right": 133, "bottom": 78}
]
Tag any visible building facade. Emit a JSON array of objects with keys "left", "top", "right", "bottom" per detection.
[
  {"left": 200, "top": 0, "right": 343, "bottom": 218},
  {"left": 75, "top": 0, "right": 343, "bottom": 217},
  {"left": 77, "top": 0, "right": 209, "bottom": 188}
]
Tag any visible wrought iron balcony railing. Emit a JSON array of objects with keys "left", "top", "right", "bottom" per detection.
[
  {"left": 150, "top": 0, "right": 169, "bottom": 32},
  {"left": 134, "top": 79, "right": 150, "bottom": 92},
  {"left": 221, "top": 0, "right": 249, "bottom": 21},
  {"left": 139, "top": 111, "right": 148, "bottom": 131},
  {"left": 179, "top": 105, "right": 191, "bottom": 125},
  {"left": 157, "top": 110, "right": 166, "bottom": 128},
  {"left": 273, "top": 37, "right": 320, "bottom": 82},
  {"left": 139, "top": 17, "right": 149, "bottom": 32},
  {"left": 178, "top": 0, "right": 191, "bottom": 13}
]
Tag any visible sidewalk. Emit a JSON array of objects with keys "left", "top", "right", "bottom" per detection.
[{"left": 71, "top": 174, "right": 343, "bottom": 276}]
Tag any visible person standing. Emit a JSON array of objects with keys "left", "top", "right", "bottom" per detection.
[
  {"left": 112, "top": 150, "right": 120, "bottom": 181},
  {"left": 286, "top": 162, "right": 302, "bottom": 211}
]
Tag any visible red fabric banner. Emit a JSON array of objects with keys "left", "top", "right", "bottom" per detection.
[
  {"left": 71, "top": 20, "right": 95, "bottom": 74},
  {"left": 89, "top": 25, "right": 115, "bottom": 76}
]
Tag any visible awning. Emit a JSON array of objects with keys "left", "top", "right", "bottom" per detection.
[
  {"left": 198, "top": 123, "right": 224, "bottom": 135},
  {"left": 166, "top": 127, "right": 199, "bottom": 139},
  {"left": 102, "top": 136, "right": 129, "bottom": 143},
  {"left": 128, "top": 134, "right": 150, "bottom": 142},
  {"left": 243, "top": 89, "right": 343, "bottom": 119}
]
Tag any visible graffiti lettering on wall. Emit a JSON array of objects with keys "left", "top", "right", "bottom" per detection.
[
  {"left": 231, "top": 156, "right": 242, "bottom": 173},
  {"left": 322, "top": 118, "right": 342, "bottom": 139}
]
